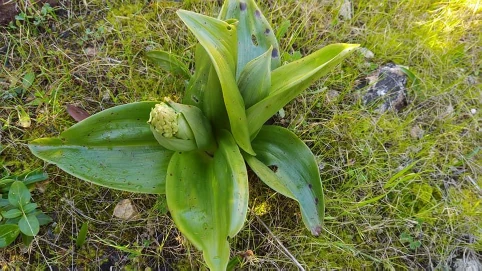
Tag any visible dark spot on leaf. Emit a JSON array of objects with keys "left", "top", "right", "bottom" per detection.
[
  {"left": 315, "top": 198, "right": 319, "bottom": 205},
  {"left": 251, "top": 34, "right": 258, "bottom": 46},
  {"left": 268, "top": 165, "right": 278, "bottom": 173},
  {"left": 265, "top": 28, "right": 270, "bottom": 34},
  {"left": 309, "top": 184, "right": 313, "bottom": 189},
  {"left": 192, "top": 95, "right": 199, "bottom": 103},
  {"left": 227, "top": 25, "right": 232, "bottom": 31},
  {"left": 272, "top": 48, "right": 279, "bottom": 58},
  {"left": 169, "top": 173, "right": 173, "bottom": 176},
  {"left": 255, "top": 10, "right": 261, "bottom": 17},
  {"left": 240, "top": 2, "right": 247, "bottom": 11}
]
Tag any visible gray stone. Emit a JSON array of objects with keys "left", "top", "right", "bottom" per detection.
[
  {"left": 359, "top": 63, "right": 409, "bottom": 112},
  {"left": 453, "top": 258, "right": 482, "bottom": 271}
]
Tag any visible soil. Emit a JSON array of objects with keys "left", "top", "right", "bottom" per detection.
[{"left": 0, "top": 0, "right": 59, "bottom": 25}]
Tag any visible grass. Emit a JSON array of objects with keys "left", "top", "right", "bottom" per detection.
[{"left": 1, "top": 0, "right": 481, "bottom": 269}]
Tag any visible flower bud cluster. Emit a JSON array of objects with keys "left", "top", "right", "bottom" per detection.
[{"left": 148, "top": 103, "right": 179, "bottom": 138}]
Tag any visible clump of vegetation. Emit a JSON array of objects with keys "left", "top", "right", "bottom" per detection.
[
  {"left": 0, "top": 161, "right": 51, "bottom": 248},
  {"left": 0, "top": 181, "right": 52, "bottom": 247},
  {"left": 27, "top": 0, "right": 358, "bottom": 269}
]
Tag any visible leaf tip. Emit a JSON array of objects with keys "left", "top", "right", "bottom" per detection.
[{"left": 311, "top": 225, "right": 322, "bottom": 236}]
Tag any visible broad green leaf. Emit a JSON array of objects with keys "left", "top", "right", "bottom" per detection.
[
  {"left": 0, "top": 179, "right": 15, "bottom": 192},
  {"left": 244, "top": 126, "right": 324, "bottom": 236},
  {"left": 16, "top": 169, "right": 48, "bottom": 186},
  {"left": 22, "top": 234, "right": 34, "bottom": 246},
  {"left": 1, "top": 170, "right": 48, "bottom": 193},
  {"left": 183, "top": 44, "right": 229, "bottom": 131},
  {"left": 1, "top": 208, "right": 22, "bottom": 219},
  {"left": 247, "top": 43, "right": 359, "bottom": 136},
  {"left": 4, "top": 217, "right": 21, "bottom": 225},
  {"left": 215, "top": 130, "right": 249, "bottom": 237},
  {"left": 22, "top": 202, "right": 38, "bottom": 214},
  {"left": 18, "top": 214, "right": 40, "bottom": 236},
  {"left": 177, "top": 10, "right": 255, "bottom": 155},
  {"left": 145, "top": 50, "right": 191, "bottom": 79},
  {"left": 0, "top": 224, "right": 20, "bottom": 248},
  {"left": 183, "top": 45, "right": 211, "bottom": 107},
  {"left": 0, "top": 199, "right": 9, "bottom": 208},
  {"left": 219, "top": 0, "right": 281, "bottom": 77},
  {"left": 36, "top": 212, "right": 53, "bottom": 226},
  {"left": 8, "top": 181, "right": 31, "bottom": 208},
  {"left": 29, "top": 102, "right": 174, "bottom": 194},
  {"left": 166, "top": 130, "right": 248, "bottom": 271},
  {"left": 237, "top": 47, "right": 272, "bottom": 108}
]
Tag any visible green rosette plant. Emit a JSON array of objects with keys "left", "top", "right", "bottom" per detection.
[{"left": 29, "top": 1, "right": 359, "bottom": 270}]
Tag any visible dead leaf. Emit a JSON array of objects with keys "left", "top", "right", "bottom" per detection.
[
  {"left": 359, "top": 47, "right": 375, "bottom": 59},
  {"left": 66, "top": 104, "right": 90, "bottom": 122},
  {"left": 84, "top": 47, "right": 98, "bottom": 57},
  {"left": 113, "top": 199, "right": 139, "bottom": 220},
  {"left": 410, "top": 125, "right": 424, "bottom": 139}
]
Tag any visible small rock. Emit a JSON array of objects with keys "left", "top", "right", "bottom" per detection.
[
  {"left": 84, "top": 47, "right": 98, "bottom": 57},
  {"left": 339, "top": 0, "right": 352, "bottom": 20},
  {"left": 359, "top": 47, "right": 375, "bottom": 59},
  {"left": 446, "top": 105, "right": 455, "bottom": 116},
  {"left": 466, "top": 75, "right": 478, "bottom": 85},
  {"left": 359, "top": 63, "right": 409, "bottom": 113},
  {"left": 410, "top": 125, "right": 424, "bottom": 139},
  {"left": 36, "top": 180, "right": 51, "bottom": 193},
  {"left": 325, "top": 89, "right": 340, "bottom": 103},
  {"left": 113, "top": 199, "right": 139, "bottom": 220},
  {"left": 453, "top": 258, "right": 482, "bottom": 271}
]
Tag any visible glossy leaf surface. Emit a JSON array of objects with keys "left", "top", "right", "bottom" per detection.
[
  {"left": 244, "top": 126, "right": 324, "bottom": 236},
  {"left": 145, "top": 50, "right": 191, "bottom": 79},
  {"left": 1, "top": 209, "right": 22, "bottom": 219},
  {"left": 219, "top": 0, "right": 281, "bottom": 77},
  {"left": 166, "top": 130, "right": 248, "bottom": 271},
  {"left": 8, "top": 181, "right": 31, "bottom": 208},
  {"left": 29, "top": 102, "right": 173, "bottom": 194},
  {"left": 183, "top": 44, "right": 228, "bottom": 131},
  {"left": 36, "top": 212, "right": 53, "bottom": 226},
  {"left": 0, "top": 224, "right": 20, "bottom": 248},
  {"left": 247, "top": 43, "right": 359, "bottom": 136},
  {"left": 237, "top": 47, "right": 272, "bottom": 108},
  {"left": 23, "top": 203, "right": 38, "bottom": 214},
  {"left": 177, "top": 10, "right": 255, "bottom": 155},
  {"left": 18, "top": 214, "right": 39, "bottom": 236}
]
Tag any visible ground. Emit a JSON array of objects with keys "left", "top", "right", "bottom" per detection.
[{"left": 0, "top": 0, "right": 481, "bottom": 270}]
